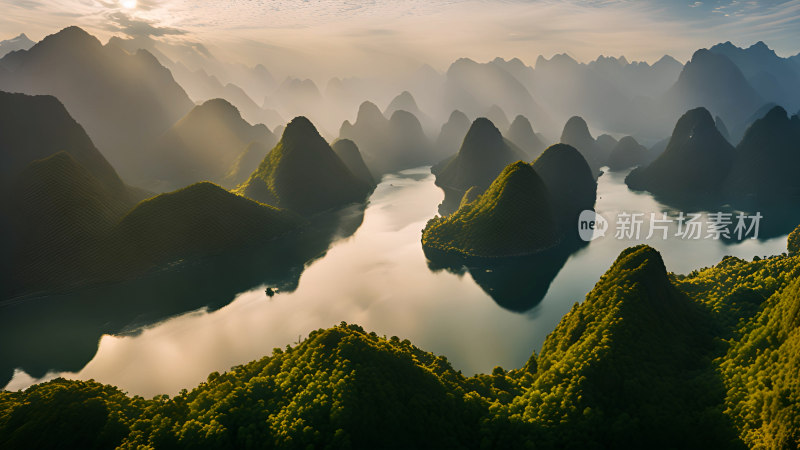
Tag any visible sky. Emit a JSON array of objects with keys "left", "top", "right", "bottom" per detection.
[{"left": 1, "top": 0, "right": 800, "bottom": 77}]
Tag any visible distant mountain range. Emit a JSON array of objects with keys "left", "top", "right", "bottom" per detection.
[
  {"left": 0, "top": 33, "right": 34, "bottom": 58},
  {"left": 0, "top": 27, "right": 194, "bottom": 185},
  {"left": 444, "top": 58, "right": 556, "bottom": 138},
  {"left": 339, "top": 99, "right": 436, "bottom": 175},
  {"left": 627, "top": 105, "right": 800, "bottom": 235},
  {"left": 152, "top": 98, "right": 276, "bottom": 190}
]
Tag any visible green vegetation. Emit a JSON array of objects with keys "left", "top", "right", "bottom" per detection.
[
  {"left": 423, "top": 161, "right": 558, "bottom": 258},
  {"left": 3, "top": 152, "right": 134, "bottom": 295},
  {"left": 0, "top": 91, "right": 306, "bottom": 300},
  {"left": 3, "top": 229, "right": 800, "bottom": 448},
  {"left": 223, "top": 142, "right": 271, "bottom": 188},
  {"left": 0, "top": 91, "right": 130, "bottom": 197},
  {"left": 108, "top": 182, "right": 302, "bottom": 272},
  {"left": 789, "top": 226, "right": 800, "bottom": 255},
  {"left": 237, "top": 116, "right": 371, "bottom": 216}
]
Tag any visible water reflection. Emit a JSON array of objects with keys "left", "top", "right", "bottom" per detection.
[
  {"left": 2, "top": 167, "right": 790, "bottom": 396},
  {"left": 426, "top": 244, "right": 579, "bottom": 312},
  {"left": 0, "top": 204, "right": 365, "bottom": 388}
]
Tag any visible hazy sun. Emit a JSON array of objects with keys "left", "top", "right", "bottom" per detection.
[{"left": 120, "top": 0, "right": 137, "bottom": 9}]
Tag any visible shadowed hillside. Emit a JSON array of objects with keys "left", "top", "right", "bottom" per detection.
[
  {"left": 606, "top": 135, "right": 648, "bottom": 171},
  {"left": 152, "top": 98, "right": 276, "bottom": 189},
  {"left": 332, "top": 138, "right": 376, "bottom": 187},
  {"left": 506, "top": 114, "right": 546, "bottom": 159},
  {"left": 238, "top": 116, "right": 371, "bottom": 215},
  {"left": 532, "top": 144, "right": 597, "bottom": 232},
  {"left": 626, "top": 107, "right": 734, "bottom": 203},
  {"left": 0, "top": 27, "right": 194, "bottom": 182}
]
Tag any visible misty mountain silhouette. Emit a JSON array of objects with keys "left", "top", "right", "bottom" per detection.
[
  {"left": 723, "top": 106, "right": 800, "bottom": 209},
  {"left": 715, "top": 115, "right": 732, "bottom": 142},
  {"left": 266, "top": 77, "right": 324, "bottom": 124},
  {"left": 483, "top": 104, "right": 510, "bottom": 132},
  {"left": 153, "top": 98, "right": 276, "bottom": 189},
  {"left": 506, "top": 115, "right": 546, "bottom": 159},
  {"left": 0, "top": 27, "right": 194, "bottom": 183},
  {"left": 435, "top": 117, "right": 528, "bottom": 194},
  {"left": 709, "top": 41, "right": 800, "bottom": 113},
  {"left": 559, "top": 116, "right": 606, "bottom": 172},
  {"left": 339, "top": 101, "right": 433, "bottom": 175},
  {"left": 664, "top": 49, "right": 762, "bottom": 131},
  {"left": 626, "top": 107, "right": 734, "bottom": 203},
  {"left": 0, "top": 91, "right": 131, "bottom": 198},
  {"left": 434, "top": 110, "right": 471, "bottom": 160},
  {"left": 532, "top": 53, "right": 683, "bottom": 140},
  {"left": 238, "top": 116, "right": 371, "bottom": 215},
  {"left": 0, "top": 33, "right": 34, "bottom": 58},
  {"left": 332, "top": 139, "right": 376, "bottom": 187},
  {"left": 384, "top": 91, "right": 432, "bottom": 128},
  {"left": 107, "top": 35, "right": 283, "bottom": 128},
  {"left": 444, "top": 57, "right": 555, "bottom": 137},
  {"left": 606, "top": 136, "right": 648, "bottom": 171}
]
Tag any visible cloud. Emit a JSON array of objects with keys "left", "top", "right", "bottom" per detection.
[{"left": 105, "top": 11, "right": 185, "bottom": 38}]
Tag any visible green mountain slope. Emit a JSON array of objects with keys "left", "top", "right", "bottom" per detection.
[
  {"left": 423, "top": 161, "right": 558, "bottom": 258},
  {"left": 3, "top": 153, "right": 133, "bottom": 296},
  {"left": 0, "top": 91, "right": 128, "bottom": 197},
  {"left": 222, "top": 141, "right": 272, "bottom": 188},
  {"left": 0, "top": 27, "right": 194, "bottom": 182},
  {"left": 507, "top": 245, "right": 740, "bottom": 448},
  {"left": 109, "top": 182, "right": 302, "bottom": 271},
  {"left": 238, "top": 116, "right": 371, "bottom": 215}
]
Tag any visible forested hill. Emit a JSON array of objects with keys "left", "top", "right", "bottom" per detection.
[{"left": 2, "top": 229, "right": 800, "bottom": 449}]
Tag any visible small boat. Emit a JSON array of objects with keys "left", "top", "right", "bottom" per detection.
[{"left": 265, "top": 287, "right": 275, "bottom": 297}]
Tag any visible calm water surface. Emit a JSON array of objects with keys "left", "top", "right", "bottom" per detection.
[{"left": 4, "top": 167, "right": 788, "bottom": 396}]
